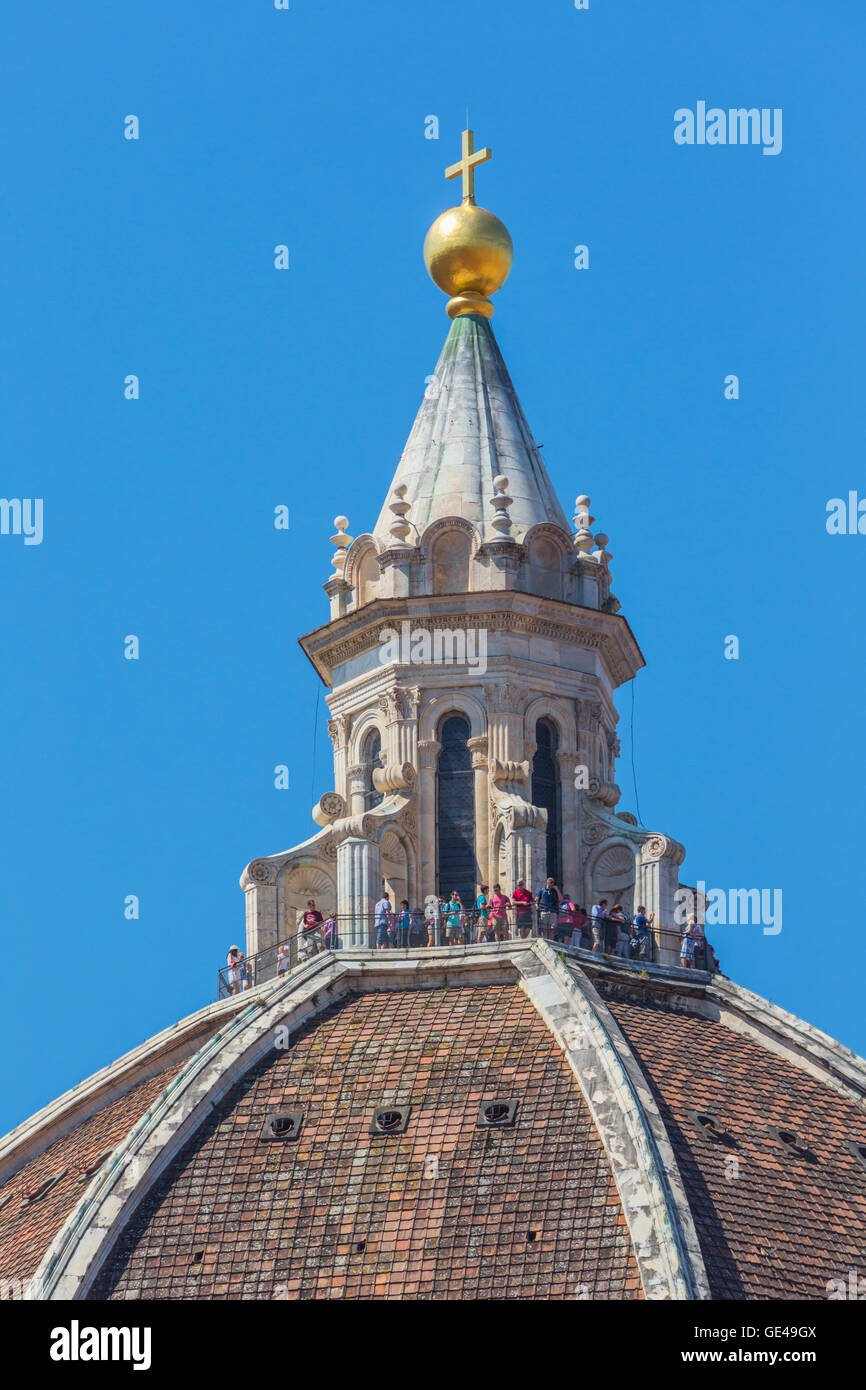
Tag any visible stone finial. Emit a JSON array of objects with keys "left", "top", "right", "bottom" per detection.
[
  {"left": 573, "top": 495, "right": 595, "bottom": 557},
  {"left": 329, "top": 515, "right": 353, "bottom": 576},
  {"left": 388, "top": 484, "right": 413, "bottom": 545},
  {"left": 592, "top": 531, "right": 612, "bottom": 568},
  {"left": 489, "top": 474, "right": 514, "bottom": 537}
]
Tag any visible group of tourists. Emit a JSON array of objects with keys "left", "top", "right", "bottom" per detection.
[
  {"left": 374, "top": 879, "right": 591, "bottom": 949},
  {"left": 223, "top": 887, "right": 713, "bottom": 992}
]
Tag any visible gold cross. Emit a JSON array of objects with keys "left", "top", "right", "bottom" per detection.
[{"left": 445, "top": 128, "right": 492, "bottom": 204}]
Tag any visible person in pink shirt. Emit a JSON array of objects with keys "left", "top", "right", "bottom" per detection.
[{"left": 488, "top": 883, "right": 511, "bottom": 941}]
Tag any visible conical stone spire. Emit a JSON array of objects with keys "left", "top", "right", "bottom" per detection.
[{"left": 372, "top": 313, "right": 570, "bottom": 545}]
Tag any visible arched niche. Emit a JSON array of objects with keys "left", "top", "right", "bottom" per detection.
[
  {"left": 277, "top": 862, "right": 337, "bottom": 938},
  {"left": 523, "top": 524, "right": 570, "bottom": 602},
  {"left": 585, "top": 840, "right": 638, "bottom": 920},
  {"left": 344, "top": 535, "right": 381, "bottom": 609},
  {"left": 430, "top": 526, "right": 472, "bottom": 595}
]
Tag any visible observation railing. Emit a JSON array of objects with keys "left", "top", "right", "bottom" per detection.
[{"left": 217, "top": 907, "right": 717, "bottom": 998}]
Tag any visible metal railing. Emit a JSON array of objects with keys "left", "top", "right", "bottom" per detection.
[{"left": 217, "top": 908, "right": 718, "bottom": 998}]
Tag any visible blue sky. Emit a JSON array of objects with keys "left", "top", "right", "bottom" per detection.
[{"left": 1, "top": 0, "right": 864, "bottom": 1132}]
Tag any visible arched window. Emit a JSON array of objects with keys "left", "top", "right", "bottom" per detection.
[
  {"left": 436, "top": 715, "right": 475, "bottom": 904},
  {"left": 532, "top": 718, "right": 561, "bottom": 887},
  {"left": 362, "top": 729, "right": 383, "bottom": 810}
]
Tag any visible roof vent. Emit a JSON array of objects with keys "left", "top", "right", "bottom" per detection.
[
  {"left": 22, "top": 1170, "right": 68, "bottom": 1204},
  {"left": 845, "top": 1139, "right": 866, "bottom": 1174},
  {"left": 78, "top": 1149, "right": 115, "bottom": 1179},
  {"left": 261, "top": 1111, "right": 303, "bottom": 1141},
  {"left": 769, "top": 1125, "right": 815, "bottom": 1160},
  {"left": 370, "top": 1105, "right": 411, "bottom": 1134},
  {"left": 688, "top": 1109, "right": 733, "bottom": 1144},
  {"left": 477, "top": 1099, "right": 518, "bottom": 1128}
]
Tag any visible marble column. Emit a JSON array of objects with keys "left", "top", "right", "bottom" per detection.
[
  {"left": 640, "top": 838, "right": 686, "bottom": 966},
  {"left": 337, "top": 835, "right": 378, "bottom": 948},
  {"left": 558, "top": 749, "right": 580, "bottom": 897},
  {"left": 347, "top": 763, "right": 367, "bottom": 817},
  {"left": 417, "top": 738, "right": 440, "bottom": 901},
  {"left": 468, "top": 735, "right": 489, "bottom": 891},
  {"left": 242, "top": 866, "right": 279, "bottom": 957}
]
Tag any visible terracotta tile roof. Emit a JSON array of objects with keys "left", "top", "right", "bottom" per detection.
[
  {"left": 600, "top": 987, "right": 866, "bottom": 1300},
  {"left": 0, "top": 1064, "right": 184, "bottom": 1294},
  {"left": 92, "top": 984, "right": 641, "bottom": 1301}
]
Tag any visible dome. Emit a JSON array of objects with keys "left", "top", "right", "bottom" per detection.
[{"left": 3, "top": 941, "right": 865, "bottom": 1301}]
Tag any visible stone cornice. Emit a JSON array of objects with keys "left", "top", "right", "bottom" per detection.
[{"left": 299, "top": 591, "right": 645, "bottom": 691}]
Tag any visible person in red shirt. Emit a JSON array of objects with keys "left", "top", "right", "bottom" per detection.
[
  {"left": 488, "top": 883, "right": 511, "bottom": 941},
  {"left": 511, "top": 879, "right": 534, "bottom": 938},
  {"left": 301, "top": 899, "right": 324, "bottom": 955}
]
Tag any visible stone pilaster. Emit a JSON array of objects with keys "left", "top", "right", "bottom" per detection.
[
  {"left": 327, "top": 712, "right": 351, "bottom": 800},
  {"left": 346, "top": 763, "right": 366, "bottom": 817},
  {"left": 557, "top": 749, "right": 580, "bottom": 898},
  {"left": 417, "top": 738, "right": 441, "bottom": 900},
  {"left": 323, "top": 575, "right": 351, "bottom": 621},
  {"left": 336, "top": 835, "right": 378, "bottom": 948},
  {"left": 241, "top": 860, "right": 279, "bottom": 956},
  {"left": 468, "top": 734, "right": 489, "bottom": 891},
  {"left": 640, "top": 835, "right": 686, "bottom": 965}
]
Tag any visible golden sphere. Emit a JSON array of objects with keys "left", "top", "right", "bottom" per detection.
[{"left": 423, "top": 203, "right": 513, "bottom": 301}]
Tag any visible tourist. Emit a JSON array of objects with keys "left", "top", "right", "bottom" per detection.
[
  {"left": 690, "top": 914, "right": 706, "bottom": 969},
  {"left": 226, "top": 945, "right": 245, "bottom": 995},
  {"left": 276, "top": 943, "right": 291, "bottom": 978},
  {"left": 631, "top": 905, "right": 654, "bottom": 962},
  {"left": 537, "top": 878, "right": 560, "bottom": 939},
  {"left": 445, "top": 891, "right": 464, "bottom": 946},
  {"left": 512, "top": 878, "right": 534, "bottom": 937},
  {"left": 572, "top": 904, "right": 591, "bottom": 950},
  {"left": 322, "top": 911, "right": 338, "bottom": 951},
  {"left": 555, "top": 891, "right": 576, "bottom": 944},
  {"left": 396, "top": 899, "right": 412, "bottom": 948},
  {"left": 591, "top": 899, "right": 609, "bottom": 953},
  {"left": 609, "top": 903, "right": 629, "bottom": 957},
  {"left": 475, "top": 885, "right": 490, "bottom": 943},
  {"left": 488, "top": 883, "right": 511, "bottom": 941},
  {"left": 301, "top": 899, "right": 324, "bottom": 955},
  {"left": 410, "top": 904, "right": 426, "bottom": 947},
  {"left": 374, "top": 891, "right": 393, "bottom": 949},
  {"left": 425, "top": 895, "right": 440, "bottom": 948},
  {"left": 680, "top": 916, "right": 699, "bottom": 969}
]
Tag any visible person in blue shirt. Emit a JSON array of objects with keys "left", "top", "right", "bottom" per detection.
[
  {"left": 631, "top": 905, "right": 654, "bottom": 961},
  {"left": 474, "top": 885, "right": 490, "bottom": 943},
  {"left": 445, "top": 891, "right": 464, "bottom": 946},
  {"left": 396, "top": 899, "right": 412, "bottom": 948}
]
